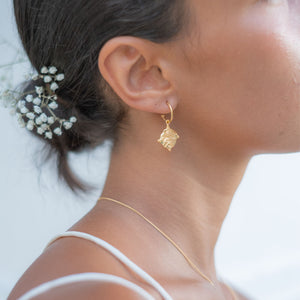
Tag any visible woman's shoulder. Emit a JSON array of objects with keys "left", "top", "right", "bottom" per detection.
[
  {"left": 15, "top": 273, "right": 156, "bottom": 300},
  {"left": 7, "top": 230, "right": 158, "bottom": 300}
]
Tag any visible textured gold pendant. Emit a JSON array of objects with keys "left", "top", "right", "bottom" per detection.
[{"left": 157, "top": 120, "right": 179, "bottom": 151}]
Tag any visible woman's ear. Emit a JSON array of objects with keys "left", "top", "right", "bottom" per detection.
[{"left": 98, "top": 36, "right": 179, "bottom": 114}]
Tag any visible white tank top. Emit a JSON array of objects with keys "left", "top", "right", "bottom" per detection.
[{"left": 17, "top": 231, "right": 174, "bottom": 300}]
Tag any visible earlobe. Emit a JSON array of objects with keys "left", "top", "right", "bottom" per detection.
[{"left": 97, "top": 36, "right": 178, "bottom": 114}]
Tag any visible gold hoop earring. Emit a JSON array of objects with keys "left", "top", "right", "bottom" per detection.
[{"left": 157, "top": 101, "right": 179, "bottom": 151}]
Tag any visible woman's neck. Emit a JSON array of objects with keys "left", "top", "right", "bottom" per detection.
[{"left": 99, "top": 121, "right": 251, "bottom": 281}]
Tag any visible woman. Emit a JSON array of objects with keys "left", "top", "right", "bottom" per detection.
[{"left": 7, "top": 0, "right": 300, "bottom": 299}]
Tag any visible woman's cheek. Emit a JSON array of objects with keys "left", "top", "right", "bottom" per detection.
[
  {"left": 235, "top": 5, "right": 300, "bottom": 96},
  {"left": 216, "top": 13, "right": 300, "bottom": 150}
]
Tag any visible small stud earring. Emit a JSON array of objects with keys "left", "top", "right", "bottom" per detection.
[{"left": 157, "top": 101, "right": 179, "bottom": 151}]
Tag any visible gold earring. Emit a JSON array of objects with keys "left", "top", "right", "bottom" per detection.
[{"left": 157, "top": 101, "right": 179, "bottom": 151}]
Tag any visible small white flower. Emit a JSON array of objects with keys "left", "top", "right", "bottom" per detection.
[
  {"left": 26, "top": 95, "right": 33, "bottom": 102},
  {"left": 33, "top": 97, "right": 41, "bottom": 105},
  {"left": 47, "top": 116, "right": 55, "bottom": 124},
  {"left": 49, "top": 66, "right": 58, "bottom": 74},
  {"left": 43, "top": 75, "right": 52, "bottom": 83},
  {"left": 20, "top": 107, "right": 29, "bottom": 114},
  {"left": 45, "top": 131, "right": 53, "bottom": 139},
  {"left": 53, "top": 95, "right": 58, "bottom": 100},
  {"left": 40, "top": 113, "right": 48, "bottom": 122},
  {"left": 26, "top": 112, "right": 35, "bottom": 120},
  {"left": 16, "top": 113, "right": 22, "bottom": 120},
  {"left": 17, "top": 116, "right": 25, "bottom": 128},
  {"left": 35, "top": 117, "right": 43, "bottom": 125},
  {"left": 54, "top": 127, "right": 62, "bottom": 136},
  {"left": 17, "top": 100, "right": 26, "bottom": 109},
  {"left": 32, "top": 74, "right": 39, "bottom": 81},
  {"left": 34, "top": 106, "right": 42, "bottom": 114},
  {"left": 50, "top": 82, "right": 59, "bottom": 91},
  {"left": 63, "top": 121, "right": 73, "bottom": 130},
  {"left": 26, "top": 121, "right": 34, "bottom": 131},
  {"left": 69, "top": 116, "right": 77, "bottom": 123},
  {"left": 49, "top": 101, "right": 58, "bottom": 110},
  {"left": 35, "top": 86, "right": 44, "bottom": 95},
  {"left": 37, "top": 127, "right": 45, "bottom": 135},
  {"left": 56, "top": 74, "right": 65, "bottom": 81},
  {"left": 41, "top": 123, "right": 48, "bottom": 131},
  {"left": 10, "top": 99, "right": 17, "bottom": 107},
  {"left": 0, "top": 91, "right": 15, "bottom": 108},
  {"left": 41, "top": 66, "right": 48, "bottom": 74}
]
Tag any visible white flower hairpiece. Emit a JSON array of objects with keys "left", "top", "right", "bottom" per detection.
[{"left": 1, "top": 65, "right": 77, "bottom": 140}]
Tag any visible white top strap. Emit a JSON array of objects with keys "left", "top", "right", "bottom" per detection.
[
  {"left": 17, "top": 272, "right": 156, "bottom": 300},
  {"left": 43, "top": 230, "right": 173, "bottom": 300}
]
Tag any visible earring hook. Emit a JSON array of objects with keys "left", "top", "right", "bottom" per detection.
[{"left": 161, "top": 101, "right": 173, "bottom": 124}]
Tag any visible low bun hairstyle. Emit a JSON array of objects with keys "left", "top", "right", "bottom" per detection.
[{"left": 13, "top": 0, "right": 188, "bottom": 192}]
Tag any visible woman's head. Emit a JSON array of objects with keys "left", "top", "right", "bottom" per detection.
[
  {"left": 104, "top": 0, "right": 300, "bottom": 159},
  {"left": 13, "top": 0, "right": 300, "bottom": 191}
]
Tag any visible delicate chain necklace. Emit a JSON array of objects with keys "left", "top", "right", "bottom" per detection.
[{"left": 97, "top": 196, "right": 238, "bottom": 300}]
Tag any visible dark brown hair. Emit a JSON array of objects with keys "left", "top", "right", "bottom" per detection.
[{"left": 13, "top": 0, "right": 188, "bottom": 192}]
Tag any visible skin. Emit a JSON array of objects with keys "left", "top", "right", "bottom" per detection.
[{"left": 9, "top": 0, "right": 300, "bottom": 299}]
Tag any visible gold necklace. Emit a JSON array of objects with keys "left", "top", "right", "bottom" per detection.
[{"left": 97, "top": 196, "right": 238, "bottom": 300}]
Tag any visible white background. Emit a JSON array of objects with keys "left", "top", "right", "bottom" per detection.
[{"left": 0, "top": 1, "right": 300, "bottom": 299}]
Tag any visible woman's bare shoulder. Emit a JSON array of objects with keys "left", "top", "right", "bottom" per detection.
[
  {"left": 15, "top": 279, "right": 153, "bottom": 300},
  {"left": 7, "top": 234, "right": 146, "bottom": 300}
]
